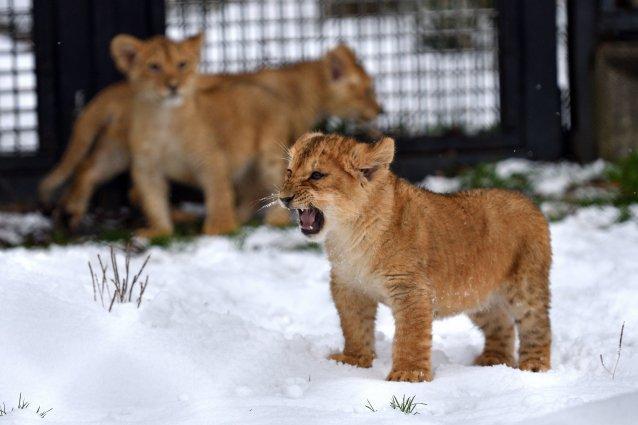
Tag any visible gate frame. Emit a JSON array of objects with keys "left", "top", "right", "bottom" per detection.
[
  {"left": 395, "top": 0, "right": 562, "bottom": 180},
  {"left": 0, "top": 0, "right": 166, "bottom": 204}
]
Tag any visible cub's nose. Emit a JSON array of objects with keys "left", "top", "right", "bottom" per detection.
[
  {"left": 167, "top": 83, "right": 178, "bottom": 94},
  {"left": 279, "top": 195, "right": 294, "bottom": 208}
]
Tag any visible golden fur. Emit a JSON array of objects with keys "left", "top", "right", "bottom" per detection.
[
  {"left": 39, "top": 43, "right": 381, "bottom": 229},
  {"left": 110, "top": 33, "right": 237, "bottom": 237},
  {"left": 279, "top": 133, "right": 552, "bottom": 382}
]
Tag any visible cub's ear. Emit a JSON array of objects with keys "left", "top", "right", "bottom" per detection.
[
  {"left": 325, "top": 44, "right": 355, "bottom": 81},
  {"left": 182, "top": 32, "right": 204, "bottom": 54},
  {"left": 354, "top": 137, "right": 395, "bottom": 180},
  {"left": 110, "top": 34, "right": 142, "bottom": 75}
]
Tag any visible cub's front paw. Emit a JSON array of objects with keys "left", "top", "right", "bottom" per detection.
[
  {"left": 63, "top": 202, "right": 86, "bottom": 231},
  {"left": 519, "top": 357, "right": 550, "bottom": 373},
  {"left": 203, "top": 217, "right": 238, "bottom": 235},
  {"left": 38, "top": 179, "right": 56, "bottom": 205},
  {"left": 474, "top": 351, "right": 516, "bottom": 368},
  {"left": 329, "top": 352, "right": 373, "bottom": 368},
  {"left": 387, "top": 368, "right": 432, "bottom": 382}
]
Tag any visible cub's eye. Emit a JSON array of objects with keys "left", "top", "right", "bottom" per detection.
[
  {"left": 286, "top": 169, "right": 292, "bottom": 178},
  {"left": 148, "top": 63, "right": 161, "bottom": 73},
  {"left": 177, "top": 61, "right": 188, "bottom": 70},
  {"left": 309, "top": 171, "right": 325, "bottom": 181}
]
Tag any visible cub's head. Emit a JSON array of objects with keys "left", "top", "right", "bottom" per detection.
[
  {"left": 322, "top": 44, "right": 383, "bottom": 122},
  {"left": 279, "top": 133, "right": 394, "bottom": 241},
  {"left": 110, "top": 33, "right": 203, "bottom": 106}
]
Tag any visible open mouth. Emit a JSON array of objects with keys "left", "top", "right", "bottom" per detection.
[{"left": 297, "top": 206, "right": 324, "bottom": 235}]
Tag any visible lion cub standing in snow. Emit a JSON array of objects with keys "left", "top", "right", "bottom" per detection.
[
  {"left": 278, "top": 133, "right": 552, "bottom": 382},
  {"left": 110, "top": 34, "right": 237, "bottom": 237}
]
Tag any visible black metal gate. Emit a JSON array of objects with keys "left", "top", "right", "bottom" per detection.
[
  {"left": 0, "top": 0, "right": 563, "bottom": 203},
  {"left": 164, "top": 0, "right": 562, "bottom": 180}
]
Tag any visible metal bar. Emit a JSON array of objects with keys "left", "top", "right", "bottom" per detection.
[{"left": 568, "top": 0, "right": 597, "bottom": 161}]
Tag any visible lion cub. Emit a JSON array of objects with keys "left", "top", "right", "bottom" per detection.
[
  {"left": 279, "top": 133, "right": 552, "bottom": 382},
  {"left": 39, "top": 44, "right": 381, "bottom": 230},
  {"left": 110, "top": 33, "right": 237, "bottom": 237}
]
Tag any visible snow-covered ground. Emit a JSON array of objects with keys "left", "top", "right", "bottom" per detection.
[{"left": 1, "top": 201, "right": 637, "bottom": 424}]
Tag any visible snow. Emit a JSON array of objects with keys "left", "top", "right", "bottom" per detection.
[
  {"left": 1, "top": 205, "right": 637, "bottom": 424},
  {"left": 514, "top": 391, "right": 638, "bottom": 425},
  {"left": 495, "top": 158, "right": 607, "bottom": 197},
  {"left": 420, "top": 158, "right": 609, "bottom": 199},
  {"left": 0, "top": 211, "right": 50, "bottom": 245}
]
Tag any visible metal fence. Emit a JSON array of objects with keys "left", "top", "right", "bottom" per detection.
[
  {"left": 0, "top": 0, "right": 37, "bottom": 155},
  {"left": 557, "top": 0, "right": 571, "bottom": 130},
  {"left": 166, "top": 0, "right": 501, "bottom": 138}
]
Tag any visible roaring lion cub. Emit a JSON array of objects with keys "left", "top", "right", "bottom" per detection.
[
  {"left": 39, "top": 44, "right": 381, "bottom": 229},
  {"left": 111, "top": 33, "right": 237, "bottom": 237},
  {"left": 278, "top": 133, "right": 552, "bottom": 382}
]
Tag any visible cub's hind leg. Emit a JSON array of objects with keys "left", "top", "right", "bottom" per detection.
[
  {"left": 62, "top": 136, "right": 130, "bottom": 229},
  {"left": 196, "top": 153, "right": 238, "bottom": 235},
  {"left": 504, "top": 252, "right": 552, "bottom": 372},
  {"left": 469, "top": 300, "right": 516, "bottom": 368}
]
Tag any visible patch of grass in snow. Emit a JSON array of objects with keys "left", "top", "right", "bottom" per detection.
[
  {"left": 148, "top": 233, "right": 193, "bottom": 248},
  {"left": 606, "top": 151, "right": 638, "bottom": 205},
  {"left": 97, "top": 227, "right": 133, "bottom": 243},
  {"left": 365, "top": 399, "right": 377, "bottom": 412},
  {"left": 390, "top": 394, "right": 426, "bottom": 415},
  {"left": 292, "top": 241, "right": 322, "bottom": 252},
  {"left": 459, "top": 163, "right": 533, "bottom": 195},
  {"left": 365, "top": 395, "right": 426, "bottom": 415},
  {"left": 0, "top": 393, "right": 52, "bottom": 418},
  {"left": 455, "top": 154, "right": 638, "bottom": 222},
  {"left": 616, "top": 205, "right": 633, "bottom": 223}
]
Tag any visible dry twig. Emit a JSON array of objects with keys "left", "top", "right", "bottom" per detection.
[
  {"left": 88, "top": 245, "right": 151, "bottom": 312},
  {"left": 600, "top": 321, "right": 625, "bottom": 380}
]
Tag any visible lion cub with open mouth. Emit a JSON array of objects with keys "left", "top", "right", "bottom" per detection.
[{"left": 279, "top": 133, "right": 552, "bottom": 382}]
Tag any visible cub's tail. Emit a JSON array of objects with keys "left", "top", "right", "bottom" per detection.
[{"left": 38, "top": 82, "right": 129, "bottom": 204}]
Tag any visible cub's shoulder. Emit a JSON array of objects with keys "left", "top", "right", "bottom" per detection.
[{"left": 97, "top": 81, "right": 132, "bottom": 101}]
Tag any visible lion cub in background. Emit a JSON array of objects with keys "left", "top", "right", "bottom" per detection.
[
  {"left": 279, "top": 133, "right": 552, "bottom": 382},
  {"left": 39, "top": 44, "right": 381, "bottom": 230},
  {"left": 111, "top": 33, "right": 237, "bottom": 237}
]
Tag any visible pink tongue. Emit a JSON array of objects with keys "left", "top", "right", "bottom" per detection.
[{"left": 300, "top": 209, "right": 316, "bottom": 229}]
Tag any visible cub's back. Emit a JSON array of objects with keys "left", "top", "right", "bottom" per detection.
[{"left": 402, "top": 187, "right": 550, "bottom": 290}]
